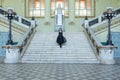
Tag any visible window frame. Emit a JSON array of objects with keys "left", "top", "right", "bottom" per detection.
[
  {"left": 25, "top": 0, "right": 45, "bottom": 18},
  {"left": 75, "top": 0, "right": 95, "bottom": 18},
  {"left": 50, "top": 0, "right": 69, "bottom": 18}
]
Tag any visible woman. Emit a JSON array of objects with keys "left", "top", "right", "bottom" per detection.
[{"left": 56, "top": 28, "right": 66, "bottom": 48}]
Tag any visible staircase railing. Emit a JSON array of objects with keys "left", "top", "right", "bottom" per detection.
[
  {"left": 2, "top": 19, "right": 36, "bottom": 63},
  {"left": 0, "top": 17, "right": 26, "bottom": 34},
  {"left": 1, "top": 7, "right": 37, "bottom": 63},
  {"left": 0, "top": 7, "right": 31, "bottom": 28},
  {"left": 94, "top": 15, "right": 120, "bottom": 34},
  {"left": 88, "top": 8, "right": 120, "bottom": 27},
  {"left": 83, "top": 20, "right": 117, "bottom": 64}
]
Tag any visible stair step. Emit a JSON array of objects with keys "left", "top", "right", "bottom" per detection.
[{"left": 21, "top": 32, "right": 99, "bottom": 63}]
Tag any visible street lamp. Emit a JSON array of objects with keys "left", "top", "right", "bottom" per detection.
[
  {"left": 103, "top": 7, "right": 116, "bottom": 45},
  {"left": 4, "top": 8, "right": 16, "bottom": 45}
]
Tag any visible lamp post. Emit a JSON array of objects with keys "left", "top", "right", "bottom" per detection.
[
  {"left": 4, "top": 8, "right": 16, "bottom": 45},
  {"left": 103, "top": 7, "right": 116, "bottom": 45}
]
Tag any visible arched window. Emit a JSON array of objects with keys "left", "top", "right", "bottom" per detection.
[
  {"left": 25, "top": 0, "right": 45, "bottom": 17},
  {"left": 75, "top": 0, "right": 95, "bottom": 17},
  {"left": 51, "top": 0, "right": 69, "bottom": 17}
]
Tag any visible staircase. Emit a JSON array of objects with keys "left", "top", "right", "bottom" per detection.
[{"left": 21, "top": 32, "right": 99, "bottom": 63}]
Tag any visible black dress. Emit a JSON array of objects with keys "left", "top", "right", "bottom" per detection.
[{"left": 56, "top": 31, "right": 66, "bottom": 48}]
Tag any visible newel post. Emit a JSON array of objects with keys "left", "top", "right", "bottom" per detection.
[
  {"left": 3, "top": 46, "right": 20, "bottom": 63},
  {"left": 99, "top": 46, "right": 116, "bottom": 64},
  {"left": 31, "top": 17, "right": 36, "bottom": 27},
  {"left": 84, "top": 16, "right": 88, "bottom": 28}
]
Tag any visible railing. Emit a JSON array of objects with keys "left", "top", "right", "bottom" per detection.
[
  {"left": 0, "top": 17, "right": 26, "bottom": 34},
  {"left": 2, "top": 21, "right": 36, "bottom": 63},
  {"left": 88, "top": 8, "right": 120, "bottom": 27},
  {"left": 1, "top": 7, "right": 37, "bottom": 63},
  {"left": 83, "top": 24, "right": 102, "bottom": 57},
  {"left": 83, "top": 20, "right": 117, "bottom": 64},
  {"left": 0, "top": 7, "right": 31, "bottom": 28},
  {"left": 3, "top": 25, "right": 36, "bottom": 55},
  {"left": 94, "top": 16, "right": 120, "bottom": 34}
]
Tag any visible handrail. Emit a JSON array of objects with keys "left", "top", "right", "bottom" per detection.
[
  {"left": 2, "top": 25, "right": 36, "bottom": 60},
  {"left": 1, "top": 7, "right": 37, "bottom": 63},
  {"left": 83, "top": 25, "right": 117, "bottom": 58},
  {"left": 88, "top": 7, "right": 120, "bottom": 27},
  {"left": 2, "top": 25, "right": 36, "bottom": 51},
  {"left": 0, "top": 7, "right": 31, "bottom": 28},
  {"left": 83, "top": 26, "right": 101, "bottom": 54},
  {"left": 94, "top": 19, "right": 120, "bottom": 34},
  {"left": 0, "top": 17, "right": 25, "bottom": 34}
]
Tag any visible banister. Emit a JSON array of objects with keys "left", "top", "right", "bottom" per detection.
[
  {"left": 0, "top": 7, "right": 31, "bottom": 28},
  {"left": 0, "top": 17, "right": 26, "bottom": 34},
  {"left": 88, "top": 7, "right": 120, "bottom": 27},
  {"left": 2, "top": 15, "right": 36, "bottom": 63},
  {"left": 83, "top": 20, "right": 117, "bottom": 64},
  {"left": 2, "top": 26, "right": 36, "bottom": 50}
]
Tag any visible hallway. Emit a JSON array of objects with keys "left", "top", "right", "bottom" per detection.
[{"left": 0, "top": 63, "right": 120, "bottom": 80}]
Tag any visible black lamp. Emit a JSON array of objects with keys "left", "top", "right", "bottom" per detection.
[
  {"left": 103, "top": 7, "right": 116, "bottom": 45},
  {"left": 4, "top": 8, "right": 16, "bottom": 45}
]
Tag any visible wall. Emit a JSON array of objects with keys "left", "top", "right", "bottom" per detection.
[
  {"left": 96, "top": 25, "right": 120, "bottom": 42},
  {"left": 0, "top": 0, "right": 120, "bottom": 33},
  {"left": 0, "top": 22, "right": 23, "bottom": 42},
  {"left": 96, "top": 0, "right": 120, "bottom": 16}
]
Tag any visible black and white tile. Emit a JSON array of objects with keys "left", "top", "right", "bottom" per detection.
[{"left": 0, "top": 63, "right": 120, "bottom": 80}]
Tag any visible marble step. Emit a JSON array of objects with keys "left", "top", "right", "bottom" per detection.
[
  {"left": 21, "top": 59, "right": 99, "bottom": 63},
  {"left": 21, "top": 32, "right": 99, "bottom": 63}
]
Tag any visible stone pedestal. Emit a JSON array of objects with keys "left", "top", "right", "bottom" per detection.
[
  {"left": 4, "top": 48, "right": 20, "bottom": 63},
  {"left": 99, "top": 47, "right": 115, "bottom": 64}
]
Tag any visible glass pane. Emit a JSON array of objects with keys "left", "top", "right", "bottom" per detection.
[
  {"left": 75, "top": 10, "right": 79, "bottom": 16},
  {"left": 75, "top": 0, "right": 94, "bottom": 16},
  {"left": 29, "top": 9, "right": 33, "bottom": 16},
  {"left": 91, "top": 0, "right": 94, "bottom": 10},
  {"left": 80, "top": 0, "right": 86, "bottom": 9},
  {"left": 87, "top": 0, "right": 91, "bottom": 9},
  {"left": 51, "top": 0, "right": 68, "bottom": 17},
  {"left": 56, "top": 0, "right": 63, "bottom": 8},
  {"left": 75, "top": 0, "right": 79, "bottom": 10},
  {"left": 64, "top": 10, "right": 68, "bottom": 16},
  {"left": 29, "top": 0, "right": 33, "bottom": 8},
  {"left": 80, "top": 9, "right": 86, "bottom": 16},
  {"left": 41, "top": 0, "right": 45, "bottom": 9},
  {"left": 34, "top": 0, "right": 40, "bottom": 9},
  {"left": 87, "top": 9, "right": 91, "bottom": 16},
  {"left": 64, "top": 0, "right": 68, "bottom": 9},
  {"left": 51, "top": 0, "right": 55, "bottom": 9},
  {"left": 41, "top": 10, "right": 44, "bottom": 16},
  {"left": 34, "top": 9, "right": 40, "bottom": 16},
  {"left": 51, "top": 10, "right": 55, "bottom": 16},
  {"left": 28, "top": 0, "right": 45, "bottom": 17}
]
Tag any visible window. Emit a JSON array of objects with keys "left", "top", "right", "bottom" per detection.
[
  {"left": 25, "top": 0, "right": 45, "bottom": 17},
  {"left": 51, "top": 0, "right": 69, "bottom": 17},
  {"left": 75, "top": 0, "right": 95, "bottom": 17}
]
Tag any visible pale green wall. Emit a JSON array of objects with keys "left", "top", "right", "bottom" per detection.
[
  {"left": 1, "top": 0, "right": 120, "bottom": 33},
  {"left": 96, "top": 25, "right": 120, "bottom": 42},
  {"left": 2, "top": 0, "right": 24, "bottom": 16},
  {"left": 96, "top": 0, "right": 120, "bottom": 16},
  {"left": 0, "top": 24, "right": 23, "bottom": 42},
  {"left": 1, "top": 0, "right": 120, "bottom": 32}
]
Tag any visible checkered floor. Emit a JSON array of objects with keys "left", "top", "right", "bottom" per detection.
[{"left": 0, "top": 63, "right": 120, "bottom": 80}]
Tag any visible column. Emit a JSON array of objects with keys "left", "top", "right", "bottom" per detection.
[
  {"left": 45, "top": 0, "right": 51, "bottom": 21},
  {"left": 69, "top": 0, "right": 75, "bottom": 21}
]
